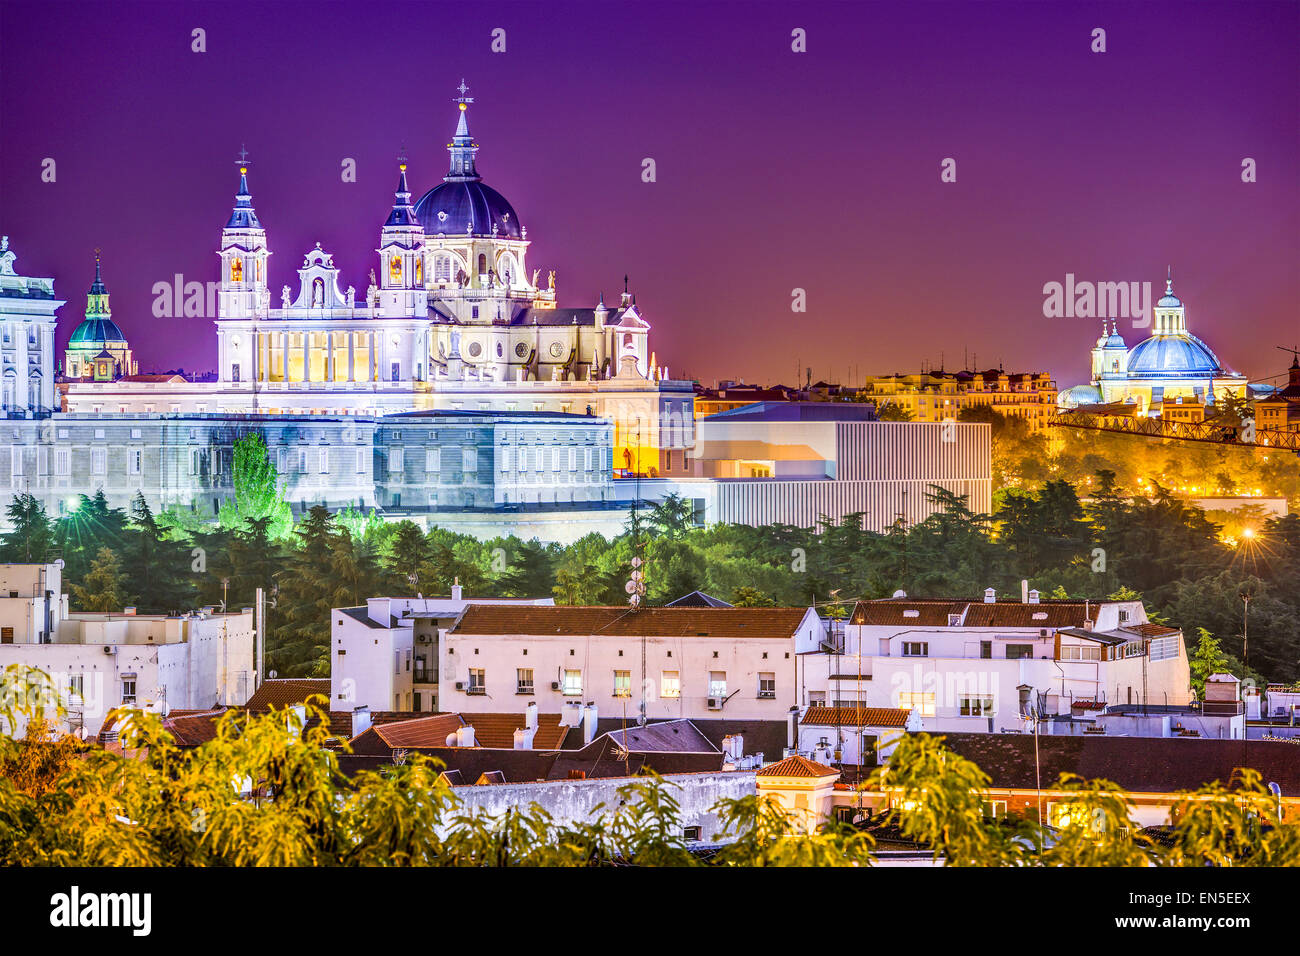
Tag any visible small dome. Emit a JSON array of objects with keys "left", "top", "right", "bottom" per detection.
[
  {"left": 1126, "top": 334, "right": 1222, "bottom": 376},
  {"left": 413, "top": 180, "right": 521, "bottom": 238},
  {"left": 69, "top": 317, "right": 127, "bottom": 345},
  {"left": 1058, "top": 384, "right": 1103, "bottom": 408},
  {"left": 1156, "top": 291, "right": 1183, "bottom": 308}
]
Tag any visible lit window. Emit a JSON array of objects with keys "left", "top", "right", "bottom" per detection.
[
  {"left": 708, "top": 671, "right": 727, "bottom": 699},
  {"left": 613, "top": 670, "right": 631, "bottom": 698},
  {"left": 661, "top": 671, "right": 680, "bottom": 699},
  {"left": 563, "top": 669, "right": 582, "bottom": 696},
  {"left": 898, "top": 691, "right": 935, "bottom": 717}
]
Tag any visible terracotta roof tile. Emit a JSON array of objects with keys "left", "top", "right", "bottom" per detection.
[
  {"left": 451, "top": 605, "right": 811, "bottom": 639},
  {"left": 245, "top": 679, "right": 331, "bottom": 710},
  {"left": 460, "top": 712, "right": 566, "bottom": 750},
  {"left": 756, "top": 754, "right": 840, "bottom": 779},
  {"left": 370, "top": 714, "right": 465, "bottom": 749},
  {"left": 802, "top": 706, "right": 911, "bottom": 728}
]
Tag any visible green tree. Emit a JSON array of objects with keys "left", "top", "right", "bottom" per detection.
[
  {"left": 218, "top": 432, "right": 293, "bottom": 540},
  {"left": 0, "top": 494, "right": 55, "bottom": 564},
  {"left": 70, "top": 547, "right": 127, "bottom": 612},
  {"left": 1188, "top": 627, "right": 1230, "bottom": 700}
]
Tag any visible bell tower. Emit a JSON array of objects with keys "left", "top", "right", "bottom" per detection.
[
  {"left": 218, "top": 149, "right": 271, "bottom": 320},
  {"left": 376, "top": 155, "right": 427, "bottom": 317}
]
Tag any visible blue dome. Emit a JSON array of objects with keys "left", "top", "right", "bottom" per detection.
[
  {"left": 413, "top": 180, "right": 522, "bottom": 239},
  {"left": 1126, "top": 334, "right": 1222, "bottom": 377},
  {"left": 69, "top": 317, "right": 127, "bottom": 345},
  {"left": 1156, "top": 292, "right": 1183, "bottom": 308},
  {"left": 1058, "top": 384, "right": 1103, "bottom": 408}
]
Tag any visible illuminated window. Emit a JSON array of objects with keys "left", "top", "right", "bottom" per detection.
[
  {"left": 613, "top": 670, "right": 631, "bottom": 698},
  {"left": 661, "top": 671, "right": 680, "bottom": 699},
  {"left": 563, "top": 669, "right": 582, "bottom": 696},
  {"left": 898, "top": 691, "right": 935, "bottom": 717},
  {"left": 708, "top": 672, "right": 727, "bottom": 699}
]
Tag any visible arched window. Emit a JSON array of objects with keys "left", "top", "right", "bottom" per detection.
[
  {"left": 477, "top": 254, "right": 487, "bottom": 276},
  {"left": 433, "top": 254, "right": 453, "bottom": 283}
]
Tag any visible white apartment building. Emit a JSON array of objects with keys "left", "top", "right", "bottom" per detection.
[
  {"left": 795, "top": 586, "right": 1190, "bottom": 733},
  {"left": 330, "top": 587, "right": 555, "bottom": 713},
  {"left": 0, "top": 563, "right": 254, "bottom": 737},
  {"left": 440, "top": 605, "right": 824, "bottom": 722}
]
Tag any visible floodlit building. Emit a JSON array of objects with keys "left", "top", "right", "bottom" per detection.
[
  {"left": 633, "top": 402, "right": 991, "bottom": 533},
  {"left": 1059, "top": 273, "right": 1249, "bottom": 417}
]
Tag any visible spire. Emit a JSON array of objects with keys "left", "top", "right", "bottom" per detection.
[
  {"left": 1166, "top": 265, "right": 1173, "bottom": 297},
  {"left": 225, "top": 146, "right": 262, "bottom": 230},
  {"left": 90, "top": 249, "right": 106, "bottom": 295},
  {"left": 86, "top": 249, "right": 110, "bottom": 317},
  {"left": 446, "top": 80, "right": 480, "bottom": 182},
  {"left": 385, "top": 149, "right": 420, "bottom": 228}
]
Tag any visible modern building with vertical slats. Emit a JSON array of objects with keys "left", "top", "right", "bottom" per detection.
[{"left": 657, "top": 403, "right": 990, "bottom": 531}]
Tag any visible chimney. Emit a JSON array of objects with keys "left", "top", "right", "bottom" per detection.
[
  {"left": 513, "top": 726, "right": 536, "bottom": 750},
  {"left": 352, "top": 705, "right": 371, "bottom": 737},
  {"left": 1028, "top": 589, "right": 1040, "bottom": 605},
  {"left": 984, "top": 587, "right": 996, "bottom": 604},
  {"left": 451, "top": 576, "right": 463, "bottom": 602},
  {"left": 1021, "top": 580, "right": 1029, "bottom": 603},
  {"left": 456, "top": 724, "right": 476, "bottom": 748},
  {"left": 787, "top": 706, "right": 800, "bottom": 750},
  {"left": 721, "top": 733, "right": 744, "bottom": 763},
  {"left": 526, "top": 700, "right": 538, "bottom": 731},
  {"left": 582, "top": 702, "right": 598, "bottom": 746}
]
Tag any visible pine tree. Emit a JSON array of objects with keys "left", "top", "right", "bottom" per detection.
[
  {"left": 1189, "top": 627, "right": 1230, "bottom": 700},
  {"left": 70, "top": 547, "right": 127, "bottom": 612},
  {"left": 218, "top": 432, "right": 293, "bottom": 540},
  {"left": 0, "top": 494, "right": 54, "bottom": 563}
]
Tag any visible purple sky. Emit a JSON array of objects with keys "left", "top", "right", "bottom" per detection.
[{"left": 2, "top": 1, "right": 1297, "bottom": 389}]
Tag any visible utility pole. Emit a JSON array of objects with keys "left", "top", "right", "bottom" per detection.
[{"left": 255, "top": 586, "right": 265, "bottom": 690}]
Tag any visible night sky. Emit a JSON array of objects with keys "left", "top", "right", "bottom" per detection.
[{"left": 1, "top": 1, "right": 1296, "bottom": 389}]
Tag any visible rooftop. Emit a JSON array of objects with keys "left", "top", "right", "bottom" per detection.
[{"left": 449, "top": 605, "right": 812, "bottom": 640}]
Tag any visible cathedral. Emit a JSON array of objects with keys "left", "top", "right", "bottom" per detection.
[
  {"left": 1058, "top": 273, "right": 1249, "bottom": 416},
  {"left": 62, "top": 253, "right": 137, "bottom": 382},
  {"left": 62, "top": 84, "right": 694, "bottom": 477}
]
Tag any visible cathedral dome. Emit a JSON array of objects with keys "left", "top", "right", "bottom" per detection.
[
  {"left": 69, "top": 317, "right": 127, "bottom": 345},
  {"left": 413, "top": 180, "right": 521, "bottom": 238},
  {"left": 1126, "top": 334, "right": 1222, "bottom": 377},
  {"left": 413, "top": 85, "right": 523, "bottom": 239}
]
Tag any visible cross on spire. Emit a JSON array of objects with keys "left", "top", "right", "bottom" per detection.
[
  {"left": 237, "top": 144, "right": 249, "bottom": 165},
  {"left": 455, "top": 79, "right": 473, "bottom": 107}
]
